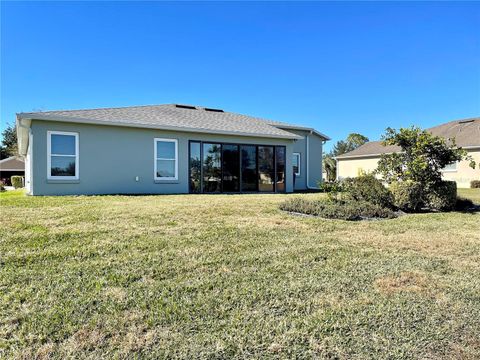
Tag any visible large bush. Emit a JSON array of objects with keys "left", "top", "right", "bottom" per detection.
[
  {"left": 11, "top": 176, "right": 23, "bottom": 189},
  {"left": 426, "top": 181, "right": 457, "bottom": 211},
  {"left": 0, "top": 180, "right": 5, "bottom": 192},
  {"left": 390, "top": 181, "right": 424, "bottom": 212},
  {"left": 279, "top": 198, "right": 396, "bottom": 221},
  {"left": 471, "top": 180, "right": 480, "bottom": 189},
  {"left": 343, "top": 174, "right": 394, "bottom": 209}
]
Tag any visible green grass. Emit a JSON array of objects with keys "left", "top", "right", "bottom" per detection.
[{"left": 1, "top": 189, "right": 480, "bottom": 359}]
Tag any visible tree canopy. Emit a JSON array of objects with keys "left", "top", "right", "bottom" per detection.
[
  {"left": 0, "top": 123, "right": 18, "bottom": 159},
  {"left": 323, "top": 133, "right": 369, "bottom": 181},
  {"left": 376, "top": 126, "right": 476, "bottom": 188}
]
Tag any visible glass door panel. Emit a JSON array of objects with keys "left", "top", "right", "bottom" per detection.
[
  {"left": 189, "top": 142, "right": 201, "bottom": 193},
  {"left": 258, "top": 146, "right": 275, "bottom": 192},
  {"left": 241, "top": 145, "right": 257, "bottom": 191},
  {"left": 275, "top": 146, "right": 286, "bottom": 192},
  {"left": 203, "top": 143, "right": 222, "bottom": 193},
  {"left": 222, "top": 144, "right": 240, "bottom": 192}
]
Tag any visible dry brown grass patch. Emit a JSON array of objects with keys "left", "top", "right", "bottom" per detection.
[{"left": 375, "top": 271, "right": 432, "bottom": 295}]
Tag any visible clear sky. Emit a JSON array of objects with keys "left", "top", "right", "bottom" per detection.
[{"left": 1, "top": 1, "right": 479, "bottom": 151}]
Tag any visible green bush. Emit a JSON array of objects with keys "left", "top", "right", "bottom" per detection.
[
  {"left": 279, "top": 198, "right": 396, "bottom": 221},
  {"left": 343, "top": 174, "right": 394, "bottom": 209},
  {"left": 471, "top": 180, "right": 480, "bottom": 189},
  {"left": 318, "top": 180, "right": 344, "bottom": 193},
  {"left": 11, "top": 176, "right": 23, "bottom": 189},
  {"left": 426, "top": 181, "right": 457, "bottom": 211},
  {"left": 455, "top": 197, "right": 476, "bottom": 211},
  {"left": 390, "top": 181, "right": 424, "bottom": 212},
  {"left": 0, "top": 180, "right": 5, "bottom": 192}
]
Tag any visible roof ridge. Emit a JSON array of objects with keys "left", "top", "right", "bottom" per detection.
[{"left": 18, "top": 103, "right": 178, "bottom": 115}]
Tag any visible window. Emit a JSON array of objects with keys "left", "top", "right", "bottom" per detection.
[
  {"left": 441, "top": 162, "right": 457, "bottom": 172},
  {"left": 275, "top": 147, "right": 286, "bottom": 192},
  {"left": 154, "top": 138, "right": 178, "bottom": 180},
  {"left": 47, "top": 131, "right": 79, "bottom": 179},
  {"left": 292, "top": 153, "right": 301, "bottom": 177}
]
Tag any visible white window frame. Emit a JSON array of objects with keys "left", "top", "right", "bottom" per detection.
[
  {"left": 47, "top": 131, "right": 79, "bottom": 180},
  {"left": 154, "top": 138, "right": 178, "bottom": 181},
  {"left": 293, "top": 152, "right": 301, "bottom": 177},
  {"left": 441, "top": 162, "right": 458, "bottom": 173}
]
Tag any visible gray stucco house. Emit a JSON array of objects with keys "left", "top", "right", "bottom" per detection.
[{"left": 16, "top": 104, "right": 329, "bottom": 195}]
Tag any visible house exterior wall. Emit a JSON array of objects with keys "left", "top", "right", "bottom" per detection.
[
  {"left": 336, "top": 157, "right": 380, "bottom": 179},
  {"left": 286, "top": 129, "right": 324, "bottom": 190},
  {"left": 29, "top": 120, "right": 295, "bottom": 195},
  {"left": 336, "top": 148, "right": 480, "bottom": 188},
  {"left": 441, "top": 149, "right": 480, "bottom": 188}
]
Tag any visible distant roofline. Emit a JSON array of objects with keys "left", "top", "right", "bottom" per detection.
[{"left": 337, "top": 117, "right": 480, "bottom": 160}]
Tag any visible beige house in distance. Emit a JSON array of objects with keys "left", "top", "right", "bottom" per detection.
[{"left": 336, "top": 117, "right": 480, "bottom": 188}]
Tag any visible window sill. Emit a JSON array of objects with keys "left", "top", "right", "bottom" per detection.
[
  {"left": 154, "top": 180, "right": 180, "bottom": 184},
  {"left": 47, "top": 179, "right": 80, "bottom": 184}
]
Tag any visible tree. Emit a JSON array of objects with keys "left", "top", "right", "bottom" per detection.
[
  {"left": 376, "top": 126, "right": 476, "bottom": 188},
  {"left": 323, "top": 133, "right": 369, "bottom": 181},
  {"left": 0, "top": 123, "right": 18, "bottom": 159}
]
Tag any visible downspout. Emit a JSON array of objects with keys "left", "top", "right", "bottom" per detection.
[{"left": 306, "top": 130, "right": 320, "bottom": 190}]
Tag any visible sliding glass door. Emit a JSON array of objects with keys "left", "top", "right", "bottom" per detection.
[
  {"left": 189, "top": 142, "right": 286, "bottom": 193},
  {"left": 275, "top": 146, "right": 286, "bottom": 192},
  {"left": 222, "top": 144, "right": 240, "bottom": 192},
  {"left": 258, "top": 146, "right": 275, "bottom": 192},
  {"left": 241, "top": 145, "right": 257, "bottom": 192},
  {"left": 202, "top": 143, "right": 221, "bottom": 193},
  {"left": 189, "top": 142, "right": 201, "bottom": 193}
]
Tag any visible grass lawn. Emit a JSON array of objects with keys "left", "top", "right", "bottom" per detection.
[{"left": 1, "top": 189, "right": 480, "bottom": 359}]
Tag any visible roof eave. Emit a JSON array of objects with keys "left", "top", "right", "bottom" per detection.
[
  {"left": 272, "top": 124, "right": 330, "bottom": 140},
  {"left": 17, "top": 113, "right": 302, "bottom": 141}
]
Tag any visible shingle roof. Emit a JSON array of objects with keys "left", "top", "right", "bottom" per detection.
[
  {"left": 0, "top": 156, "right": 25, "bottom": 171},
  {"left": 336, "top": 117, "right": 480, "bottom": 159},
  {"left": 17, "top": 104, "right": 313, "bottom": 140}
]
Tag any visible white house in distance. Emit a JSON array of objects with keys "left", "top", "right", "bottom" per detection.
[{"left": 336, "top": 117, "right": 480, "bottom": 188}]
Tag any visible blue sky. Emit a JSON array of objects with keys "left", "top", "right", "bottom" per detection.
[{"left": 1, "top": 1, "right": 479, "bottom": 151}]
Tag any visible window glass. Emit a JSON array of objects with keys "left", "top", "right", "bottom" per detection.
[
  {"left": 157, "top": 141, "right": 176, "bottom": 159},
  {"left": 51, "top": 134, "right": 76, "bottom": 155},
  {"left": 189, "top": 142, "right": 201, "bottom": 193},
  {"left": 275, "top": 147, "right": 286, "bottom": 192},
  {"left": 222, "top": 144, "right": 240, "bottom": 192},
  {"left": 241, "top": 145, "right": 257, "bottom": 191},
  {"left": 156, "top": 160, "right": 175, "bottom": 178},
  {"left": 258, "top": 146, "right": 274, "bottom": 192},
  {"left": 293, "top": 153, "right": 300, "bottom": 176},
  {"left": 51, "top": 156, "right": 76, "bottom": 177},
  {"left": 203, "top": 143, "right": 221, "bottom": 192},
  {"left": 442, "top": 162, "right": 457, "bottom": 171}
]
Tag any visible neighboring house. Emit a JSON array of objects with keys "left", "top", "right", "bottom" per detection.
[
  {"left": 0, "top": 156, "right": 25, "bottom": 186},
  {"left": 16, "top": 104, "right": 329, "bottom": 195},
  {"left": 336, "top": 117, "right": 480, "bottom": 188}
]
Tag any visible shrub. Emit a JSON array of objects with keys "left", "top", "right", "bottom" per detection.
[
  {"left": 455, "top": 197, "right": 476, "bottom": 211},
  {"left": 471, "top": 180, "right": 480, "bottom": 189},
  {"left": 318, "top": 180, "right": 344, "bottom": 193},
  {"left": 0, "top": 180, "right": 5, "bottom": 192},
  {"left": 11, "top": 176, "right": 23, "bottom": 189},
  {"left": 390, "top": 181, "right": 424, "bottom": 212},
  {"left": 343, "top": 174, "right": 394, "bottom": 209},
  {"left": 425, "top": 181, "right": 457, "bottom": 211},
  {"left": 279, "top": 198, "right": 396, "bottom": 220}
]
